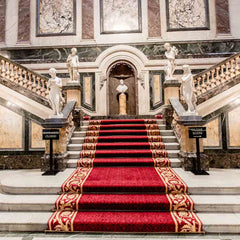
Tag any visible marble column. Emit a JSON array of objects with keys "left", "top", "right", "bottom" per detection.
[
  {"left": 147, "top": 0, "right": 161, "bottom": 38},
  {"left": 215, "top": 0, "right": 231, "bottom": 34},
  {"left": 82, "top": 0, "right": 94, "bottom": 39},
  {"left": 0, "top": 0, "right": 6, "bottom": 42},
  {"left": 18, "top": 0, "right": 30, "bottom": 42}
]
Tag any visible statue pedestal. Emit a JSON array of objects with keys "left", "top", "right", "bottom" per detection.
[
  {"left": 63, "top": 82, "right": 81, "bottom": 108},
  {"left": 119, "top": 93, "right": 127, "bottom": 115},
  {"left": 163, "top": 80, "right": 181, "bottom": 105}
]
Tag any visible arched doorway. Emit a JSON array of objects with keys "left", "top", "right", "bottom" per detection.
[{"left": 108, "top": 61, "right": 138, "bottom": 115}]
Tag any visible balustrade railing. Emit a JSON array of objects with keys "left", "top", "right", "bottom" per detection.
[
  {"left": 194, "top": 52, "right": 240, "bottom": 96},
  {"left": 0, "top": 54, "right": 49, "bottom": 98}
]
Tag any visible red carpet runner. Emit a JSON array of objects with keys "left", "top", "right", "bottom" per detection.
[{"left": 47, "top": 118, "right": 203, "bottom": 233}]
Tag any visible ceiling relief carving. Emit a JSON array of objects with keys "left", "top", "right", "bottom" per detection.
[
  {"left": 166, "top": 0, "right": 210, "bottom": 31},
  {"left": 37, "top": 0, "right": 76, "bottom": 36}
]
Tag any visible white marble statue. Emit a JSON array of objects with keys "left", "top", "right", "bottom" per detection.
[
  {"left": 181, "top": 65, "right": 197, "bottom": 114},
  {"left": 66, "top": 48, "right": 79, "bottom": 82},
  {"left": 116, "top": 79, "right": 128, "bottom": 94},
  {"left": 47, "top": 68, "right": 65, "bottom": 117},
  {"left": 164, "top": 43, "right": 179, "bottom": 80}
]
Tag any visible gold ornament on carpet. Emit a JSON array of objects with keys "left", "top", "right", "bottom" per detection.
[
  {"left": 86, "top": 131, "right": 99, "bottom": 137},
  {"left": 167, "top": 194, "right": 194, "bottom": 212},
  {"left": 144, "top": 119, "right": 157, "bottom": 124},
  {"left": 80, "top": 150, "right": 96, "bottom": 158},
  {"left": 145, "top": 124, "right": 159, "bottom": 130},
  {"left": 171, "top": 211, "right": 202, "bottom": 233},
  {"left": 147, "top": 130, "right": 161, "bottom": 136},
  {"left": 77, "top": 158, "right": 94, "bottom": 168},
  {"left": 61, "top": 167, "right": 92, "bottom": 193},
  {"left": 88, "top": 125, "right": 101, "bottom": 131},
  {"left": 151, "top": 149, "right": 168, "bottom": 158},
  {"left": 153, "top": 158, "right": 170, "bottom": 167},
  {"left": 82, "top": 143, "right": 97, "bottom": 151},
  {"left": 84, "top": 136, "right": 99, "bottom": 143},
  {"left": 148, "top": 136, "right": 163, "bottom": 142},
  {"left": 150, "top": 142, "right": 165, "bottom": 150},
  {"left": 56, "top": 193, "right": 82, "bottom": 211},
  {"left": 89, "top": 120, "right": 101, "bottom": 125},
  {"left": 48, "top": 211, "right": 77, "bottom": 232},
  {"left": 155, "top": 167, "right": 188, "bottom": 194}
]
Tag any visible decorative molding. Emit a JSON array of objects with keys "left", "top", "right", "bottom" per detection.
[
  {"left": 100, "top": 0, "right": 142, "bottom": 34},
  {"left": 36, "top": 0, "right": 76, "bottom": 37},
  {"left": 166, "top": 0, "right": 210, "bottom": 32}
]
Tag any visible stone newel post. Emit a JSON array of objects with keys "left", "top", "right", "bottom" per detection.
[{"left": 41, "top": 101, "right": 76, "bottom": 173}]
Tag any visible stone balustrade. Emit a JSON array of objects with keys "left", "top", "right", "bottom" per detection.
[
  {"left": 194, "top": 52, "right": 240, "bottom": 97},
  {"left": 0, "top": 54, "right": 49, "bottom": 98}
]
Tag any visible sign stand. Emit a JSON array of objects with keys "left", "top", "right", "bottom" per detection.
[
  {"left": 42, "top": 129, "right": 60, "bottom": 176},
  {"left": 188, "top": 127, "right": 209, "bottom": 175}
]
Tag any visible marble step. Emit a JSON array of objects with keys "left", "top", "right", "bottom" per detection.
[
  {"left": 67, "top": 142, "right": 180, "bottom": 151},
  {"left": 82, "top": 119, "right": 165, "bottom": 126},
  {"left": 73, "top": 130, "right": 175, "bottom": 138},
  {"left": 1, "top": 194, "right": 240, "bottom": 213},
  {"left": 67, "top": 158, "right": 182, "bottom": 168},
  {"left": 71, "top": 135, "right": 178, "bottom": 144},
  {"left": 80, "top": 125, "right": 167, "bottom": 131},
  {"left": 67, "top": 150, "right": 180, "bottom": 159},
  {"left": 1, "top": 169, "right": 240, "bottom": 195},
  {"left": 0, "top": 211, "right": 240, "bottom": 233}
]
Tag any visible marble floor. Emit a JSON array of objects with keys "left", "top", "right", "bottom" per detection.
[{"left": 0, "top": 233, "right": 240, "bottom": 240}]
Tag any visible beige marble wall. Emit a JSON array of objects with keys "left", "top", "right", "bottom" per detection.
[
  {"left": 228, "top": 106, "right": 240, "bottom": 147},
  {"left": 66, "top": 89, "right": 81, "bottom": 107},
  {"left": 203, "top": 118, "right": 220, "bottom": 147},
  {"left": 31, "top": 121, "right": 44, "bottom": 149},
  {"left": 0, "top": 105, "right": 23, "bottom": 149}
]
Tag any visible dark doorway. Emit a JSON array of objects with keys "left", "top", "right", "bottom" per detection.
[{"left": 108, "top": 61, "right": 137, "bottom": 115}]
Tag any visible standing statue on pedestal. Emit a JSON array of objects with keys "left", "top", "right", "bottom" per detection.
[
  {"left": 47, "top": 68, "right": 65, "bottom": 117},
  {"left": 116, "top": 79, "right": 128, "bottom": 115},
  {"left": 66, "top": 48, "right": 79, "bottom": 82},
  {"left": 164, "top": 43, "right": 179, "bottom": 80},
  {"left": 181, "top": 65, "right": 197, "bottom": 114}
]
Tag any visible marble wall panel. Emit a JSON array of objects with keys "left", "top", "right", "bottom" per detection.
[
  {"left": 80, "top": 73, "right": 95, "bottom": 111},
  {"left": 0, "top": 0, "right": 6, "bottom": 42},
  {"left": 203, "top": 117, "right": 221, "bottom": 148},
  {"left": 228, "top": 106, "right": 240, "bottom": 147},
  {"left": 149, "top": 71, "right": 164, "bottom": 110},
  {"left": 82, "top": 0, "right": 94, "bottom": 39},
  {"left": 148, "top": 0, "right": 161, "bottom": 38},
  {"left": 215, "top": 0, "right": 231, "bottom": 34},
  {"left": 0, "top": 105, "right": 23, "bottom": 149},
  {"left": 37, "top": 0, "right": 76, "bottom": 36},
  {"left": 8, "top": 40, "right": 240, "bottom": 64},
  {"left": 100, "top": 0, "right": 142, "bottom": 33},
  {"left": 31, "top": 121, "right": 44, "bottom": 149},
  {"left": 166, "top": 0, "right": 209, "bottom": 31},
  {"left": 18, "top": 0, "right": 30, "bottom": 42}
]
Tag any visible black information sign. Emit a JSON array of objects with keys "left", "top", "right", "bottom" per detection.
[
  {"left": 188, "top": 127, "right": 209, "bottom": 176},
  {"left": 42, "top": 129, "right": 60, "bottom": 140},
  {"left": 189, "top": 127, "right": 207, "bottom": 139},
  {"left": 42, "top": 129, "right": 60, "bottom": 176}
]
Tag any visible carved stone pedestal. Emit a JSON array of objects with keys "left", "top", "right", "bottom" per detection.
[
  {"left": 163, "top": 80, "right": 181, "bottom": 105},
  {"left": 41, "top": 101, "right": 76, "bottom": 173},
  {"left": 119, "top": 93, "right": 127, "bottom": 115},
  {"left": 63, "top": 82, "right": 81, "bottom": 108}
]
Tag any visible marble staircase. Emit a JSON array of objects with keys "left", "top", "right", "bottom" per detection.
[{"left": 0, "top": 119, "right": 240, "bottom": 233}]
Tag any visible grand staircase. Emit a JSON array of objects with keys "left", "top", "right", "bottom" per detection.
[{"left": 0, "top": 117, "right": 240, "bottom": 233}]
